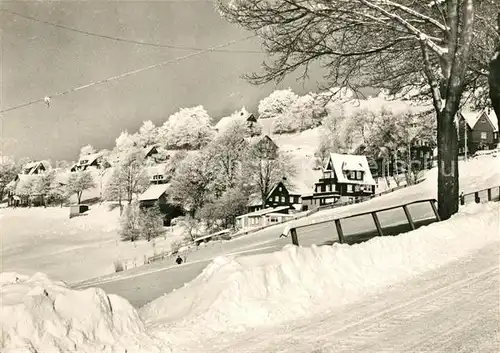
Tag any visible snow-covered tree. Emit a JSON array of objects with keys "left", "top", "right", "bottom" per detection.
[
  {"left": 208, "top": 121, "right": 249, "bottom": 190},
  {"left": 139, "top": 203, "right": 164, "bottom": 242},
  {"left": 170, "top": 151, "right": 217, "bottom": 216},
  {"left": 111, "top": 151, "right": 150, "bottom": 205},
  {"left": 79, "top": 144, "right": 96, "bottom": 157},
  {"left": 272, "top": 93, "right": 327, "bottom": 133},
  {"left": 0, "top": 157, "right": 20, "bottom": 201},
  {"left": 138, "top": 120, "right": 158, "bottom": 148},
  {"left": 66, "top": 171, "right": 95, "bottom": 204},
  {"left": 32, "top": 171, "right": 56, "bottom": 207},
  {"left": 115, "top": 131, "right": 139, "bottom": 154},
  {"left": 119, "top": 201, "right": 141, "bottom": 242},
  {"left": 199, "top": 188, "right": 249, "bottom": 230},
  {"left": 103, "top": 167, "right": 126, "bottom": 210},
  {"left": 257, "top": 88, "right": 299, "bottom": 119},
  {"left": 158, "top": 106, "right": 214, "bottom": 150}
]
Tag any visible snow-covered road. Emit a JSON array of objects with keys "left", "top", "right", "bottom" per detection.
[{"left": 193, "top": 243, "right": 500, "bottom": 353}]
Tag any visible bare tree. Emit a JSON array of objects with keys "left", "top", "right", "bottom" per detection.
[
  {"left": 245, "top": 147, "right": 296, "bottom": 205},
  {"left": 217, "top": 0, "right": 486, "bottom": 219}
]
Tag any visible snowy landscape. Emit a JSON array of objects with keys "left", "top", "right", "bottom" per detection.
[{"left": 2, "top": 1, "right": 500, "bottom": 353}]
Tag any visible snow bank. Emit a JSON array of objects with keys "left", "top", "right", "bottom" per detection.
[
  {"left": 141, "top": 202, "right": 499, "bottom": 335},
  {"left": 0, "top": 272, "right": 170, "bottom": 353}
]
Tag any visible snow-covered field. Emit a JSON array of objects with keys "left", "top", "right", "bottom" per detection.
[
  {"left": 2, "top": 201, "right": 498, "bottom": 352},
  {"left": 0, "top": 204, "right": 184, "bottom": 283}
]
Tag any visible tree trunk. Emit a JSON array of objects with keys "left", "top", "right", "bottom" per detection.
[
  {"left": 489, "top": 14, "right": 500, "bottom": 147},
  {"left": 437, "top": 109, "right": 459, "bottom": 220},
  {"left": 77, "top": 192, "right": 82, "bottom": 204}
]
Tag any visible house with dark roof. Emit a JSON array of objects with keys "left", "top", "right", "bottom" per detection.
[
  {"left": 311, "top": 153, "right": 376, "bottom": 207},
  {"left": 457, "top": 109, "right": 499, "bottom": 155},
  {"left": 247, "top": 178, "right": 301, "bottom": 213},
  {"left": 245, "top": 134, "right": 279, "bottom": 159}
]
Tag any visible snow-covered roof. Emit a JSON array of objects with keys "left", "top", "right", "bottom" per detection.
[
  {"left": 145, "top": 163, "right": 168, "bottom": 178},
  {"left": 459, "top": 109, "right": 498, "bottom": 132},
  {"left": 215, "top": 108, "right": 256, "bottom": 132},
  {"left": 459, "top": 110, "right": 481, "bottom": 129},
  {"left": 486, "top": 110, "right": 499, "bottom": 132},
  {"left": 139, "top": 184, "right": 170, "bottom": 201},
  {"left": 22, "top": 161, "right": 48, "bottom": 175},
  {"left": 327, "top": 153, "right": 376, "bottom": 185},
  {"left": 78, "top": 152, "right": 102, "bottom": 166},
  {"left": 245, "top": 134, "right": 277, "bottom": 148}
]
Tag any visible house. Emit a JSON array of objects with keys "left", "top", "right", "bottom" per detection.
[
  {"left": 457, "top": 109, "right": 499, "bottom": 155},
  {"left": 22, "top": 161, "right": 48, "bottom": 175},
  {"left": 143, "top": 145, "right": 159, "bottom": 160},
  {"left": 145, "top": 163, "right": 168, "bottom": 184},
  {"left": 247, "top": 178, "right": 301, "bottom": 213},
  {"left": 71, "top": 152, "right": 107, "bottom": 172},
  {"left": 235, "top": 206, "right": 294, "bottom": 230},
  {"left": 215, "top": 108, "right": 260, "bottom": 136},
  {"left": 312, "top": 153, "right": 376, "bottom": 207},
  {"left": 245, "top": 134, "right": 279, "bottom": 159},
  {"left": 8, "top": 174, "right": 43, "bottom": 206},
  {"left": 139, "top": 183, "right": 183, "bottom": 226}
]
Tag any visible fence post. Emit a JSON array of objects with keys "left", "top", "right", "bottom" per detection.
[
  {"left": 371, "top": 212, "right": 384, "bottom": 236},
  {"left": 290, "top": 228, "right": 299, "bottom": 246},
  {"left": 334, "top": 219, "right": 345, "bottom": 244},
  {"left": 430, "top": 200, "right": 441, "bottom": 221},
  {"left": 487, "top": 188, "right": 492, "bottom": 201},
  {"left": 475, "top": 192, "right": 480, "bottom": 204},
  {"left": 402, "top": 205, "right": 416, "bottom": 230}
]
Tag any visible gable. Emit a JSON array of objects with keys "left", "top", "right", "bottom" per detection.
[
  {"left": 472, "top": 112, "right": 496, "bottom": 132},
  {"left": 246, "top": 114, "right": 257, "bottom": 123},
  {"left": 266, "top": 181, "right": 289, "bottom": 200}
]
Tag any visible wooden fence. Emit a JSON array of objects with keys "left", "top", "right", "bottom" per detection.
[{"left": 288, "top": 184, "right": 500, "bottom": 247}]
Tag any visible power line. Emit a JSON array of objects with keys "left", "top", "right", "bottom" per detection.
[
  {"left": 1, "top": 9, "right": 263, "bottom": 54},
  {"left": 0, "top": 35, "right": 257, "bottom": 114}
]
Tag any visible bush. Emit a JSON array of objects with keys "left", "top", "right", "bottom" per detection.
[
  {"left": 139, "top": 203, "right": 164, "bottom": 241},
  {"left": 119, "top": 202, "right": 141, "bottom": 241}
]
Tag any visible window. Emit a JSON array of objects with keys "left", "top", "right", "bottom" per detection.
[
  {"left": 347, "top": 185, "right": 353, "bottom": 193},
  {"left": 328, "top": 184, "right": 332, "bottom": 192},
  {"left": 481, "top": 132, "right": 487, "bottom": 140},
  {"left": 281, "top": 196, "right": 285, "bottom": 203},
  {"left": 289, "top": 196, "right": 294, "bottom": 203},
  {"left": 279, "top": 187, "right": 282, "bottom": 191},
  {"left": 270, "top": 216, "right": 279, "bottom": 223},
  {"left": 332, "top": 184, "right": 336, "bottom": 192},
  {"left": 321, "top": 184, "right": 326, "bottom": 192},
  {"left": 350, "top": 171, "right": 356, "bottom": 180},
  {"left": 324, "top": 171, "right": 331, "bottom": 179},
  {"left": 274, "top": 196, "right": 279, "bottom": 202}
]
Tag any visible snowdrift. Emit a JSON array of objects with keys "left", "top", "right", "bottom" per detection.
[
  {"left": 0, "top": 273, "right": 170, "bottom": 353},
  {"left": 141, "top": 202, "right": 499, "bottom": 335}
]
